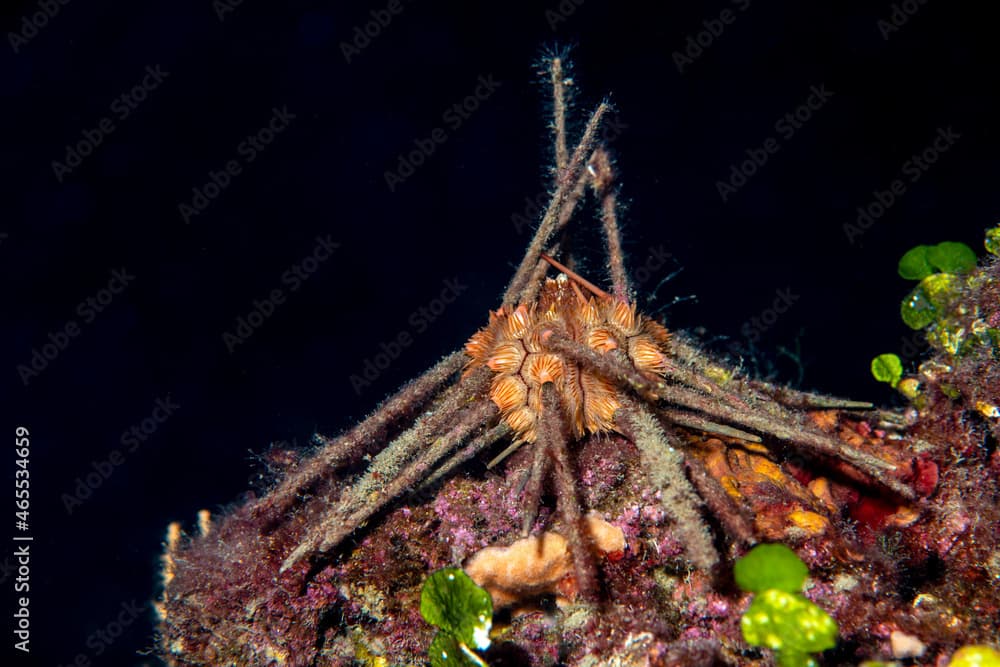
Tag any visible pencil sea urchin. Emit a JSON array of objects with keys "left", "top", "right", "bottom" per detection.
[
  {"left": 156, "top": 56, "right": 936, "bottom": 666},
  {"left": 262, "top": 56, "right": 912, "bottom": 581}
]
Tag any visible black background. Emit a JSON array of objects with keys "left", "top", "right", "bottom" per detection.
[{"left": 3, "top": 1, "right": 999, "bottom": 665}]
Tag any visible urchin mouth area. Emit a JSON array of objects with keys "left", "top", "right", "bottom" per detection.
[{"left": 465, "top": 275, "right": 671, "bottom": 447}]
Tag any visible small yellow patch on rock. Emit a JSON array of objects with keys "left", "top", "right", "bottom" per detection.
[
  {"left": 788, "top": 510, "right": 830, "bottom": 536},
  {"left": 751, "top": 457, "right": 786, "bottom": 485}
]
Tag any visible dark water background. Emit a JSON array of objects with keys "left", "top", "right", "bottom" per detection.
[{"left": 3, "top": 1, "right": 999, "bottom": 665}]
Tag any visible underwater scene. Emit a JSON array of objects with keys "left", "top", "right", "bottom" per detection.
[{"left": 5, "top": 2, "right": 999, "bottom": 666}]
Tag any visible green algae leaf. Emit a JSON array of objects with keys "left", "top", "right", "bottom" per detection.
[
  {"left": 986, "top": 226, "right": 1000, "bottom": 257},
  {"left": 870, "top": 353, "right": 903, "bottom": 387},
  {"left": 901, "top": 273, "right": 962, "bottom": 330},
  {"left": 741, "top": 589, "right": 838, "bottom": 658},
  {"left": 901, "top": 283, "right": 938, "bottom": 330},
  {"left": 947, "top": 645, "right": 1000, "bottom": 667},
  {"left": 421, "top": 568, "right": 493, "bottom": 652},
  {"left": 734, "top": 544, "right": 809, "bottom": 594},
  {"left": 927, "top": 241, "right": 977, "bottom": 274},
  {"left": 429, "top": 632, "right": 488, "bottom": 667},
  {"left": 898, "top": 245, "right": 934, "bottom": 280}
]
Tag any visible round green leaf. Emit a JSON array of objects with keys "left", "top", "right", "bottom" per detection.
[
  {"left": 927, "top": 241, "right": 976, "bottom": 274},
  {"left": 898, "top": 245, "right": 933, "bottom": 280},
  {"left": 922, "top": 272, "right": 963, "bottom": 309},
  {"left": 985, "top": 226, "right": 1000, "bottom": 257},
  {"left": 870, "top": 353, "right": 903, "bottom": 387},
  {"left": 901, "top": 284, "right": 937, "bottom": 330},
  {"left": 420, "top": 568, "right": 493, "bottom": 651},
  {"left": 948, "top": 645, "right": 1000, "bottom": 667},
  {"left": 734, "top": 544, "right": 809, "bottom": 594},
  {"left": 741, "top": 589, "right": 838, "bottom": 656},
  {"left": 900, "top": 272, "right": 961, "bottom": 330}
]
